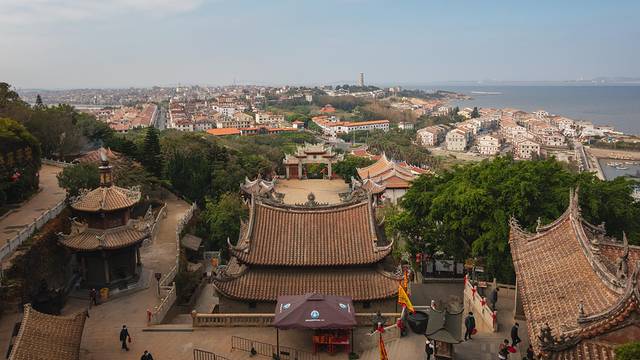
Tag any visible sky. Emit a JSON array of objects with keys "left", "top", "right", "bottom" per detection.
[{"left": 1, "top": 0, "right": 639, "bottom": 89}]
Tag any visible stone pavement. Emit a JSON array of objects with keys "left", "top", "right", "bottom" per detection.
[
  {"left": 0, "top": 164, "right": 65, "bottom": 246},
  {"left": 275, "top": 179, "right": 349, "bottom": 204}
]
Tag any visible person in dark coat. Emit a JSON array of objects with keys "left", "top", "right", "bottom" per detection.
[
  {"left": 119, "top": 325, "right": 130, "bottom": 351},
  {"left": 424, "top": 337, "right": 434, "bottom": 360},
  {"left": 464, "top": 312, "right": 476, "bottom": 340},
  {"left": 141, "top": 350, "right": 154, "bottom": 360},
  {"left": 526, "top": 344, "right": 535, "bottom": 359},
  {"left": 490, "top": 287, "right": 499, "bottom": 310},
  {"left": 498, "top": 339, "right": 510, "bottom": 359},
  {"left": 89, "top": 288, "right": 98, "bottom": 308},
  {"left": 511, "top": 323, "right": 521, "bottom": 347}
]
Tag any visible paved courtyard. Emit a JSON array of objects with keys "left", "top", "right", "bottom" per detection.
[
  {"left": 275, "top": 179, "right": 349, "bottom": 204},
  {"left": 0, "top": 164, "right": 65, "bottom": 246}
]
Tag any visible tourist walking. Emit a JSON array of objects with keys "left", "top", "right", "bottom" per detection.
[
  {"left": 498, "top": 339, "right": 510, "bottom": 359},
  {"left": 464, "top": 312, "right": 476, "bottom": 340},
  {"left": 119, "top": 325, "right": 131, "bottom": 351},
  {"left": 511, "top": 323, "right": 521, "bottom": 347},
  {"left": 526, "top": 344, "right": 535, "bottom": 360},
  {"left": 89, "top": 288, "right": 98, "bottom": 308},
  {"left": 141, "top": 350, "right": 154, "bottom": 360},
  {"left": 490, "top": 287, "right": 499, "bottom": 310},
  {"left": 424, "top": 338, "right": 434, "bottom": 360}
]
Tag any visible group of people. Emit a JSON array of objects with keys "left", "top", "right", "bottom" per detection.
[
  {"left": 119, "top": 325, "right": 154, "bottom": 360},
  {"left": 461, "top": 310, "right": 535, "bottom": 360}
]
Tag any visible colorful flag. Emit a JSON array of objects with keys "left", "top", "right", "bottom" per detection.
[
  {"left": 397, "top": 285, "right": 415, "bottom": 313},
  {"left": 379, "top": 333, "right": 389, "bottom": 360}
]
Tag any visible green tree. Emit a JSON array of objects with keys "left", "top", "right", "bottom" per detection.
[
  {"left": 333, "top": 155, "right": 375, "bottom": 182},
  {"left": 616, "top": 341, "right": 640, "bottom": 360},
  {"left": 202, "top": 193, "right": 248, "bottom": 251},
  {"left": 57, "top": 163, "right": 100, "bottom": 197},
  {"left": 390, "top": 156, "right": 640, "bottom": 282},
  {"left": 0, "top": 118, "right": 42, "bottom": 205},
  {"left": 471, "top": 107, "right": 480, "bottom": 118},
  {"left": 141, "top": 127, "right": 163, "bottom": 177},
  {"left": 34, "top": 94, "right": 44, "bottom": 109}
]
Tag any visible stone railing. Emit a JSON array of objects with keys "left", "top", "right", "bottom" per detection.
[
  {"left": 151, "top": 282, "right": 176, "bottom": 325},
  {"left": 463, "top": 275, "right": 498, "bottom": 332},
  {"left": 149, "top": 203, "right": 197, "bottom": 325},
  {"left": 191, "top": 312, "right": 402, "bottom": 328},
  {"left": 0, "top": 199, "right": 65, "bottom": 263},
  {"left": 41, "top": 158, "right": 72, "bottom": 167},
  {"left": 148, "top": 203, "right": 167, "bottom": 242}
]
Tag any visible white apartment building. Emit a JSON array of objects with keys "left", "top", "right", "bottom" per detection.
[
  {"left": 336, "top": 120, "right": 389, "bottom": 134},
  {"left": 446, "top": 129, "right": 468, "bottom": 152},
  {"left": 398, "top": 122, "right": 414, "bottom": 130},
  {"left": 417, "top": 126, "right": 447, "bottom": 147},
  {"left": 533, "top": 110, "right": 549, "bottom": 119},
  {"left": 212, "top": 105, "right": 238, "bottom": 117},
  {"left": 477, "top": 135, "right": 501, "bottom": 155},
  {"left": 541, "top": 133, "right": 567, "bottom": 148},
  {"left": 194, "top": 119, "right": 216, "bottom": 132},
  {"left": 255, "top": 112, "right": 285, "bottom": 124},
  {"left": 515, "top": 138, "right": 541, "bottom": 159}
]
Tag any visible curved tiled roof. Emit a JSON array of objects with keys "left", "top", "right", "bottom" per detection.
[
  {"left": 59, "top": 224, "right": 148, "bottom": 251},
  {"left": 71, "top": 185, "right": 141, "bottom": 212},
  {"left": 509, "top": 190, "right": 633, "bottom": 358},
  {"left": 9, "top": 304, "right": 87, "bottom": 360},
  {"left": 214, "top": 265, "right": 400, "bottom": 301},
  {"left": 230, "top": 198, "right": 391, "bottom": 266},
  {"left": 356, "top": 153, "right": 417, "bottom": 189}
]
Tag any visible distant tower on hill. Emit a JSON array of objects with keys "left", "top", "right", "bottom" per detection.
[{"left": 358, "top": 72, "right": 365, "bottom": 87}]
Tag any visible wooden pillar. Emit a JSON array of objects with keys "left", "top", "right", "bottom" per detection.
[
  {"left": 102, "top": 252, "right": 110, "bottom": 285},
  {"left": 136, "top": 246, "right": 142, "bottom": 266},
  {"left": 298, "top": 162, "right": 303, "bottom": 179}
]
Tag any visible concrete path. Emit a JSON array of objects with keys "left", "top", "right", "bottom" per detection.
[{"left": 0, "top": 164, "right": 65, "bottom": 246}]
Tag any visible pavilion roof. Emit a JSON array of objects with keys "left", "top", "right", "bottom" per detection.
[
  {"left": 71, "top": 185, "right": 141, "bottom": 212},
  {"left": 509, "top": 189, "right": 640, "bottom": 358},
  {"left": 59, "top": 220, "right": 149, "bottom": 251},
  {"left": 9, "top": 304, "right": 87, "bottom": 360},
  {"left": 230, "top": 196, "right": 392, "bottom": 266},
  {"left": 213, "top": 259, "right": 400, "bottom": 302},
  {"left": 356, "top": 153, "right": 417, "bottom": 188},
  {"left": 240, "top": 176, "right": 275, "bottom": 196},
  {"left": 73, "top": 147, "right": 120, "bottom": 164}
]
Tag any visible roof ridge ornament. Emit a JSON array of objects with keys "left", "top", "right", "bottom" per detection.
[{"left": 616, "top": 232, "right": 630, "bottom": 281}]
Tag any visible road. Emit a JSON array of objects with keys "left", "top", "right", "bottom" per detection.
[
  {"left": 0, "top": 164, "right": 66, "bottom": 248},
  {"left": 154, "top": 105, "right": 168, "bottom": 130}
]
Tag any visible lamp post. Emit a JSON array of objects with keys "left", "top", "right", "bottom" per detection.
[{"left": 154, "top": 272, "right": 162, "bottom": 297}]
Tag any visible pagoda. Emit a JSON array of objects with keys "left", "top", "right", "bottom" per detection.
[
  {"left": 213, "top": 190, "right": 401, "bottom": 313},
  {"left": 510, "top": 189, "right": 640, "bottom": 359},
  {"left": 58, "top": 150, "right": 152, "bottom": 289}
]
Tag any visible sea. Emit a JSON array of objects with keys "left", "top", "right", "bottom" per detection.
[{"left": 413, "top": 85, "right": 640, "bottom": 135}]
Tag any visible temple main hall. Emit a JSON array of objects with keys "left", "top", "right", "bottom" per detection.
[{"left": 213, "top": 180, "right": 401, "bottom": 313}]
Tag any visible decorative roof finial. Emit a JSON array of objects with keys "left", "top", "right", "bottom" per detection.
[
  {"left": 98, "top": 148, "right": 113, "bottom": 187},
  {"left": 578, "top": 301, "right": 585, "bottom": 318}
]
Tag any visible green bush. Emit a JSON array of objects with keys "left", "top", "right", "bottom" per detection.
[{"left": 616, "top": 341, "right": 640, "bottom": 360}]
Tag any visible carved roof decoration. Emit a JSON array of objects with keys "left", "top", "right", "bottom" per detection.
[
  {"left": 283, "top": 143, "right": 344, "bottom": 164},
  {"left": 509, "top": 189, "right": 640, "bottom": 359},
  {"left": 240, "top": 176, "right": 275, "bottom": 196}
]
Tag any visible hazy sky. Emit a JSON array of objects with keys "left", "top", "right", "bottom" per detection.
[{"left": 1, "top": 0, "right": 639, "bottom": 89}]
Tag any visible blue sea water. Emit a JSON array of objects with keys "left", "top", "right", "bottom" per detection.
[{"left": 414, "top": 85, "right": 640, "bottom": 135}]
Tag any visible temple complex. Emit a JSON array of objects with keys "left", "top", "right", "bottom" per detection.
[
  {"left": 510, "top": 189, "right": 640, "bottom": 359},
  {"left": 58, "top": 151, "right": 153, "bottom": 289},
  {"left": 213, "top": 188, "right": 401, "bottom": 313},
  {"left": 355, "top": 153, "right": 427, "bottom": 203},
  {"left": 283, "top": 143, "right": 343, "bottom": 179}
]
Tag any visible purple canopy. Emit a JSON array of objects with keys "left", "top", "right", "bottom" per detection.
[{"left": 273, "top": 293, "right": 357, "bottom": 330}]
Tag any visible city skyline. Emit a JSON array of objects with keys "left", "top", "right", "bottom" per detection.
[{"left": 2, "top": 0, "right": 639, "bottom": 89}]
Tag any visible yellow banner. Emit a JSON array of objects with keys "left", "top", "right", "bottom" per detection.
[{"left": 397, "top": 285, "right": 415, "bottom": 313}]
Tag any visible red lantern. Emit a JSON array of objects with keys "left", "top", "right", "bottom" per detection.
[
  {"left": 471, "top": 286, "right": 477, "bottom": 298},
  {"left": 491, "top": 311, "right": 497, "bottom": 324},
  {"left": 480, "top": 297, "right": 487, "bottom": 307}
]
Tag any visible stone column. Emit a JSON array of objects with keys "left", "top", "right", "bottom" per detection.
[
  {"left": 328, "top": 162, "right": 332, "bottom": 179},
  {"left": 136, "top": 246, "right": 142, "bottom": 266},
  {"left": 298, "top": 162, "right": 303, "bottom": 179},
  {"left": 285, "top": 165, "right": 290, "bottom": 179}
]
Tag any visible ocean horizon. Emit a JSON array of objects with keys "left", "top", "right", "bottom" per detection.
[{"left": 412, "top": 85, "right": 640, "bottom": 135}]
